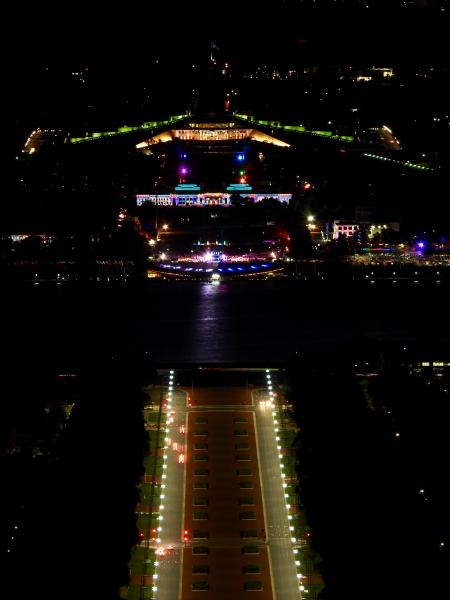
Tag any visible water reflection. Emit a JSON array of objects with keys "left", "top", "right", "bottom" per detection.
[
  {"left": 188, "top": 283, "right": 234, "bottom": 362},
  {"left": 4, "top": 279, "right": 450, "bottom": 365}
]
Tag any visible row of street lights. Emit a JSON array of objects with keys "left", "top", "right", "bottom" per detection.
[
  {"left": 266, "top": 369, "right": 305, "bottom": 596},
  {"left": 151, "top": 370, "right": 175, "bottom": 598}
]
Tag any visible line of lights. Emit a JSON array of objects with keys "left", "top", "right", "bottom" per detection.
[
  {"left": 234, "top": 114, "right": 354, "bottom": 143},
  {"left": 70, "top": 115, "right": 187, "bottom": 144},
  {"left": 151, "top": 369, "right": 175, "bottom": 599},
  {"left": 265, "top": 370, "right": 304, "bottom": 597},
  {"left": 363, "top": 152, "right": 432, "bottom": 171}
]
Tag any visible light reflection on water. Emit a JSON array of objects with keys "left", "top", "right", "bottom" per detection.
[
  {"left": 139, "top": 279, "right": 450, "bottom": 363},
  {"left": 188, "top": 283, "right": 248, "bottom": 363},
  {"left": 4, "top": 279, "right": 450, "bottom": 364}
]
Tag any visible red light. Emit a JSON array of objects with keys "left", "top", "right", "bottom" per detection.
[
  {"left": 240, "top": 177, "right": 246, "bottom": 184},
  {"left": 139, "top": 532, "right": 144, "bottom": 538}
]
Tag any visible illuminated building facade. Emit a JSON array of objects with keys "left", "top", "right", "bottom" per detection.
[
  {"left": 135, "top": 121, "right": 290, "bottom": 150},
  {"left": 174, "top": 128, "right": 252, "bottom": 141},
  {"left": 136, "top": 192, "right": 292, "bottom": 207},
  {"left": 333, "top": 222, "right": 359, "bottom": 239}
]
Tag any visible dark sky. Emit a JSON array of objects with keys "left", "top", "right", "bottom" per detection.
[{"left": 11, "top": 2, "right": 449, "bottom": 68}]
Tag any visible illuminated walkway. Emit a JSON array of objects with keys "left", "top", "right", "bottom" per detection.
[
  {"left": 154, "top": 381, "right": 187, "bottom": 600},
  {"left": 254, "top": 386, "right": 302, "bottom": 600},
  {"left": 152, "top": 371, "right": 302, "bottom": 599}
]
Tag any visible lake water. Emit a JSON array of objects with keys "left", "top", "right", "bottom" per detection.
[{"left": 4, "top": 278, "right": 450, "bottom": 366}]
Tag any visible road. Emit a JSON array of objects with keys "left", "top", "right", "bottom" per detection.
[
  {"left": 155, "top": 383, "right": 187, "bottom": 600},
  {"left": 155, "top": 370, "right": 301, "bottom": 599},
  {"left": 379, "top": 125, "right": 401, "bottom": 151},
  {"left": 254, "top": 389, "right": 302, "bottom": 600}
]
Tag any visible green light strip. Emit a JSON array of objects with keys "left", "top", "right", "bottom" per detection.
[
  {"left": 69, "top": 114, "right": 187, "bottom": 144},
  {"left": 362, "top": 152, "right": 432, "bottom": 171},
  {"left": 234, "top": 113, "right": 354, "bottom": 142}
]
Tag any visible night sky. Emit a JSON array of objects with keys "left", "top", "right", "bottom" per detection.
[{"left": 11, "top": 1, "right": 449, "bottom": 67}]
